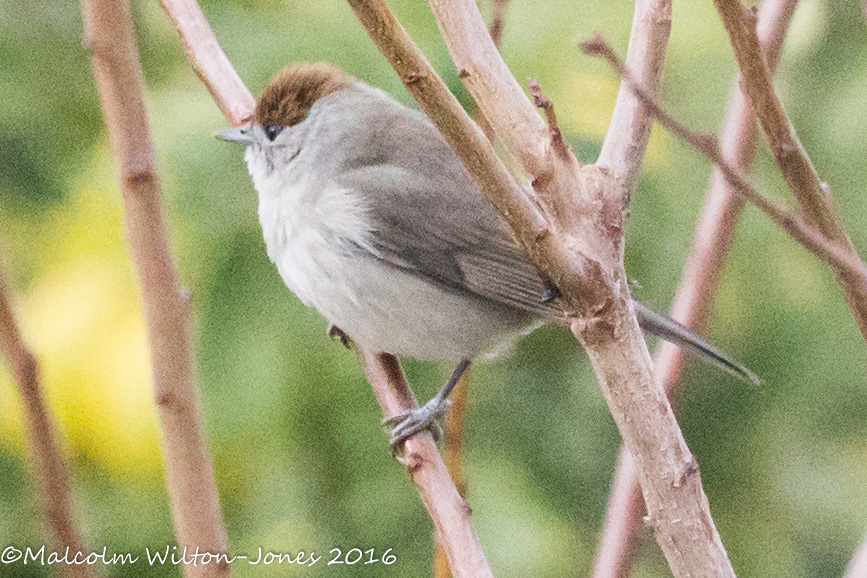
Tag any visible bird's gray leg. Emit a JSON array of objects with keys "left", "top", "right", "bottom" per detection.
[{"left": 384, "top": 359, "right": 471, "bottom": 452}]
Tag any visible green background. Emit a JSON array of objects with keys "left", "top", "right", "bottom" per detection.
[{"left": 1, "top": 0, "right": 866, "bottom": 576}]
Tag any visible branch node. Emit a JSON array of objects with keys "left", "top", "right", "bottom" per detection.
[
  {"left": 404, "top": 70, "right": 427, "bottom": 84},
  {"left": 154, "top": 389, "right": 176, "bottom": 408},
  {"left": 674, "top": 454, "right": 700, "bottom": 488},
  {"left": 125, "top": 170, "right": 158, "bottom": 187},
  {"left": 527, "top": 79, "right": 569, "bottom": 160}
]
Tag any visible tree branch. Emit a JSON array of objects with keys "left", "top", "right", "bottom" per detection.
[
  {"left": 591, "top": 1, "right": 797, "bottom": 575},
  {"left": 596, "top": 0, "right": 672, "bottom": 190},
  {"left": 0, "top": 264, "right": 94, "bottom": 578},
  {"left": 713, "top": 0, "right": 867, "bottom": 343},
  {"left": 351, "top": 1, "right": 736, "bottom": 576},
  {"left": 436, "top": 7, "right": 511, "bottom": 574},
  {"left": 434, "top": 371, "right": 470, "bottom": 578},
  {"left": 362, "top": 354, "right": 493, "bottom": 578},
  {"left": 427, "top": 0, "right": 553, "bottom": 177},
  {"left": 81, "top": 0, "right": 230, "bottom": 575},
  {"left": 582, "top": 35, "right": 867, "bottom": 285},
  {"left": 159, "top": 0, "right": 255, "bottom": 126},
  {"left": 160, "top": 2, "right": 495, "bottom": 575}
]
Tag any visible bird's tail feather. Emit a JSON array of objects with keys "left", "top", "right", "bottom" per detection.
[{"left": 633, "top": 299, "right": 760, "bottom": 386}]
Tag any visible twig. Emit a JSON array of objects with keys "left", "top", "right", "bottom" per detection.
[
  {"left": 354, "top": 1, "right": 737, "bottom": 576},
  {"left": 713, "top": 0, "right": 867, "bottom": 343},
  {"left": 595, "top": 0, "right": 672, "bottom": 191},
  {"left": 434, "top": 372, "right": 470, "bottom": 578},
  {"left": 363, "top": 354, "right": 493, "bottom": 578},
  {"left": 488, "top": 0, "right": 508, "bottom": 49},
  {"left": 159, "top": 1, "right": 495, "bottom": 575},
  {"left": 159, "top": 0, "right": 255, "bottom": 126},
  {"left": 81, "top": 0, "right": 230, "bottom": 575},
  {"left": 527, "top": 80, "right": 570, "bottom": 161},
  {"left": 591, "top": 1, "right": 797, "bottom": 575},
  {"left": 0, "top": 265, "right": 94, "bottom": 578},
  {"left": 581, "top": 34, "right": 867, "bottom": 285}
]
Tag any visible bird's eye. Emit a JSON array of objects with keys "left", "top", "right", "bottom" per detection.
[{"left": 264, "top": 124, "right": 284, "bottom": 141}]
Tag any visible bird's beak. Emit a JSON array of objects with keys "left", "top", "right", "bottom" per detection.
[{"left": 216, "top": 125, "right": 253, "bottom": 143}]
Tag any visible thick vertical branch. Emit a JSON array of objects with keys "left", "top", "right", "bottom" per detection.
[
  {"left": 80, "top": 0, "right": 230, "bottom": 575},
  {"left": 159, "top": 2, "right": 494, "bottom": 575},
  {"left": 714, "top": 0, "right": 867, "bottom": 343},
  {"left": 0, "top": 268, "right": 94, "bottom": 578},
  {"left": 592, "top": 2, "right": 797, "bottom": 576},
  {"left": 596, "top": 0, "right": 672, "bottom": 189}
]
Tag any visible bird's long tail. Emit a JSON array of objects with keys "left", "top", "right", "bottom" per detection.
[{"left": 632, "top": 299, "right": 760, "bottom": 386}]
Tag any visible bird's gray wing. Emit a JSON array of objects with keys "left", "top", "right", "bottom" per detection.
[
  {"left": 334, "top": 163, "right": 557, "bottom": 318},
  {"left": 331, "top": 129, "right": 758, "bottom": 384}
]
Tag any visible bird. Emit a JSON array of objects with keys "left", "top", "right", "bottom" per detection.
[{"left": 218, "top": 62, "right": 758, "bottom": 449}]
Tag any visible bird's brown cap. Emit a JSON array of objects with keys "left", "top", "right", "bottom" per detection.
[{"left": 255, "top": 62, "right": 354, "bottom": 128}]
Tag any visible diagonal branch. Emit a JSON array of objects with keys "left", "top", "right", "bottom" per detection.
[
  {"left": 362, "top": 354, "right": 494, "bottom": 578},
  {"left": 845, "top": 533, "right": 867, "bottom": 578},
  {"left": 81, "top": 0, "right": 230, "bottom": 575},
  {"left": 713, "top": 0, "right": 867, "bottom": 343},
  {"left": 427, "top": 0, "right": 553, "bottom": 177},
  {"left": 582, "top": 35, "right": 867, "bottom": 285},
  {"left": 159, "top": 0, "right": 255, "bottom": 126},
  {"left": 0, "top": 264, "right": 94, "bottom": 578},
  {"left": 591, "top": 1, "right": 797, "bottom": 575}
]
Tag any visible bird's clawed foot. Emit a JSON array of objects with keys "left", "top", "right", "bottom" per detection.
[
  {"left": 382, "top": 359, "right": 470, "bottom": 456},
  {"left": 383, "top": 396, "right": 451, "bottom": 454}
]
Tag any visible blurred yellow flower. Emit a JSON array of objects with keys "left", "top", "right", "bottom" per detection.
[{"left": 0, "top": 180, "right": 163, "bottom": 482}]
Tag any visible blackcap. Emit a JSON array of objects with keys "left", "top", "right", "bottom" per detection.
[{"left": 219, "top": 63, "right": 758, "bottom": 448}]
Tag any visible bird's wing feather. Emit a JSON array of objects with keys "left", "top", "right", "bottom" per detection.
[{"left": 334, "top": 163, "right": 556, "bottom": 318}]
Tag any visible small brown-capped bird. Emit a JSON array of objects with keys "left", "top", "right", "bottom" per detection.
[{"left": 219, "top": 63, "right": 758, "bottom": 449}]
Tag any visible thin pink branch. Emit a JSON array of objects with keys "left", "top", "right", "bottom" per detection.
[
  {"left": 81, "top": 0, "right": 230, "bottom": 575},
  {"left": 591, "top": 2, "right": 797, "bottom": 575},
  {"left": 362, "top": 354, "right": 494, "bottom": 578},
  {"left": 427, "top": 0, "right": 557, "bottom": 178},
  {"left": 713, "top": 0, "right": 867, "bottom": 343},
  {"left": 161, "top": 2, "right": 495, "bottom": 575},
  {"left": 0, "top": 266, "right": 94, "bottom": 578},
  {"left": 581, "top": 34, "right": 867, "bottom": 283},
  {"left": 596, "top": 0, "right": 672, "bottom": 190},
  {"left": 159, "top": 0, "right": 255, "bottom": 126}
]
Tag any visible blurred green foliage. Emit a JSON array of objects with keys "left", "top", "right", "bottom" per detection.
[{"left": 1, "top": 0, "right": 866, "bottom": 576}]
